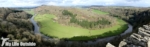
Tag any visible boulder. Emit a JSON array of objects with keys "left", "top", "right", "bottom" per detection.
[
  {"left": 143, "top": 25, "right": 150, "bottom": 30},
  {"left": 106, "top": 43, "right": 115, "bottom": 47},
  {"left": 119, "top": 40, "right": 127, "bottom": 47}
]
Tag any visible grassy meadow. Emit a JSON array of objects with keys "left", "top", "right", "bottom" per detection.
[
  {"left": 24, "top": 9, "right": 34, "bottom": 15},
  {"left": 34, "top": 10, "right": 128, "bottom": 40},
  {"left": 93, "top": 9, "right": 109, "bottom": 15}
]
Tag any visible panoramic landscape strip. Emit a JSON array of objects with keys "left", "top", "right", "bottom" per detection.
[{"left": 34, "top": 8, "right": 128, "bottom": 40}]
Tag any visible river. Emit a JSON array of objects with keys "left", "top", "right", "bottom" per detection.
[
  {"left": 30, "top": 14, "right": 133, "bottom": 44},
  {"left": 30, "top": 14, "right": 50, "bottom": 39}
]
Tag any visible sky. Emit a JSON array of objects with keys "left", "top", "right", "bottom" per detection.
[{"left": 0, "top": 0, "right": 150, "bottom": 7}]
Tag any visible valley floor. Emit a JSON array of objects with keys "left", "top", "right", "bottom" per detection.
[{"left": 34, "top": 13, "right": 128, "bottom": 40}]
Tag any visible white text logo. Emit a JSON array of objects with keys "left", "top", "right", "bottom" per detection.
[{"left": 1, "top": 37, "right": 36, "bottom": 46}]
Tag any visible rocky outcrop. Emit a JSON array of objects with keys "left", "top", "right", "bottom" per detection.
[
  {"left": 92, "top": 7, "right": 150, "bottom": 47},
  {"left": 119, "top": 24, "right": 150, "bottom": 47},
  {"left": 130, "top": 10, "right": 150, "bottom": 29},
  {"left": 106, "top": 43, "right": 115, "bottom": 47}
]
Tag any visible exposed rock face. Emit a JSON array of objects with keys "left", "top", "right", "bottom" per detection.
[
  {"left": 106, "top": 43, "right": 115, "bottom": 47},
  {"left": 130, "top": 10, "right": 150, "bottom": 29},
  {"left": 119, "top": 24, "right": 150, "bottom": 47}
]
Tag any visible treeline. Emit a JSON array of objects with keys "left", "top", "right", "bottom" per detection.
[
  {"left": 91, "top": 7, "right": 139, "bottom": 20},
  {"left": 92, "top": 7, "right": 150, "bottom": 28},
  {"left": 70, "top": 18, "right": 111, "bottom": 29},
  {"left": 62, "top": 10, "right": 111, "bottom": 29},
  {"left": 0, "top": 8, "right": 43, "bottom": 46},
  {"left": 0, "top": 8, "right": 63, "bottom": 47}
]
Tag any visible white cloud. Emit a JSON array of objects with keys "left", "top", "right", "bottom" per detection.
[
  {"left": 47, "top": 2, "right": 57, "bottom": 5},
  {"left": 0, "top": 0, "right": 40, "bottom": 7},
  {"left": 0, "top": 0, "right": 150, "bottom": 7}
]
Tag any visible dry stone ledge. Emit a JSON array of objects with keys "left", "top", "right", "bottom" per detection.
[{"left": 119, "top": 24, "right": 150, "bottom": 47}]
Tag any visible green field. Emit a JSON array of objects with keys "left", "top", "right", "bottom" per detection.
[
  {"left": 24, "top": 9, "right": 34, "bottom": 15},
  {"left": 34, "top": 10, "right": 128, "bottom": 40},
  {"left": 93, "top": 9, "right": 109, "bottom": 15}
]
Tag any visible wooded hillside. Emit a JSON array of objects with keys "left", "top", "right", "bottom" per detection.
[{"left": 35, "top": 6, "right": 117, "bottom": 29}]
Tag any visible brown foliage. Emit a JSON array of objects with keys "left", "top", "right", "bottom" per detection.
[
  {"left": 0, "top": 8, "right": 38, "bottom": 45},
  {"left": 35, "top": 6, "right": 117, "bottom": 29}
]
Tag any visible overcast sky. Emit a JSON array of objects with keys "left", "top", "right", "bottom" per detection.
[{"left": 0, "top": 0, "right": 149, "bottom": 7}]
